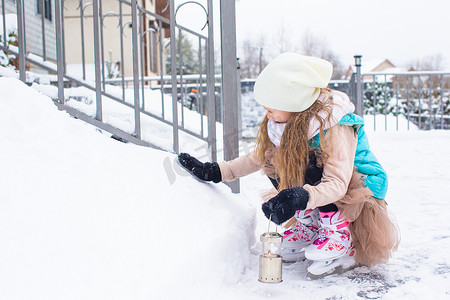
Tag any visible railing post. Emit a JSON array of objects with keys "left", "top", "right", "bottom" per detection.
[
  {"left": 39, "top": 0, "right": 46, "bottom": 60},
  {"left": 237, "top": 57, "right": 242, "bottom": 140},
  {"left": 61, "top": 0, "right": 66, "bottom": 73},
  {"left": 92, "top": 0, "right": 103, "bottom": 121},
  {"left": 80, "top": 0, "right": 86, "bottom": 80},
  {"left": 1, "top": 0, "right": 6, "bottom": 48},
  {"left": 131, "top": 0, "right": 141, "bottom": 138},
  {"left": 206, "top": 0, "right": 216, "bottom": 161},
  {"left": 347, "top": 72, "right": 356, "bottom": 108},
  {"left": 100, "top": 0, "right": 106, "bottom": 90},
  {"left": 119, "top": 1, "right": 125, "bottom": 99},
  {"left": 440, "top": 74, "right": 444, "bottom": 129},
  {"left": 15, "top": 0, "right": 26, "bottom": 82},
  {"left": 54, "top": 0, "right": 65, "bottom": 103},
  {"left": 220, "top": 0, "right": 239, "bottom": 193},
  {"left": 169, "top": 0, "right": 179, "bottom": 153},
  {"left": 178, "top": 28, "right": 185, "bottom": 128},
  {"left": 158, "top": 19, "right": 165, "bottom": 119},
  {"left": 354, "top": 55, "right": 363, "bottom": 116},
  {"left": 198, "top": 37, "right": 203, "bottom": 137}
]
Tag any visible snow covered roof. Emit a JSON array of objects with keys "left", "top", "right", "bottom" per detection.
[
  {"left": 344, "top": 58, "right": 397, "bottom": 79},
  {"left": 348, "top": 58, "right": 396, "bottom": 73}
]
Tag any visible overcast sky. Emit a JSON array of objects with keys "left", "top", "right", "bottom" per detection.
[
  {"left": 234, "top": 0, "right": 450, "bottom": 69},
  {"left": 175, "top": 0, "right": 450, "bottom": 69}
]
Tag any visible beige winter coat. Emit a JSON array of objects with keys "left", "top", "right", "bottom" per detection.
[
  {"left": 218, "top": 124, "right": 399, "bottom": 266},
  {"left": 219, "top": 125, "right": 357, "bottom": 209}
]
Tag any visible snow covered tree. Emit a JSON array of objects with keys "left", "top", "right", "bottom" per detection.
[
  {"left": 0, "top": 32, "right": 18, "bottom": 68},
  {"left": 165, "top": 31, "right": 202, "bottom": 75},
  {"left": 363, "top": 80, "right": 396, "bottom": 115}
]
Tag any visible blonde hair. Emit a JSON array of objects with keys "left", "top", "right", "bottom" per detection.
[{"left": 255, "top": 88, "right": 335, "bottom": 190}]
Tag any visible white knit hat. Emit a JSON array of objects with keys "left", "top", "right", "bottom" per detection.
[{"left": 254, "top": 53, "right": 333, "bottom": 112}]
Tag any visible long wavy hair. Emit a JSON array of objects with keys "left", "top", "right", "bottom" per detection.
[{"left": 255, "top": 88, "right": 335, "bottom": 191}]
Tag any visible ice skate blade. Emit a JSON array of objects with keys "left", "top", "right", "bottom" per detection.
[
  {"left": 282, "top": 257, "right": 306, "bottom": 263},
  {"left": 307, "top": 263, "right": 359, "bottom": 280},
  {"left": 282, "top": 250, "right": 306, "bottom": 263},
  {"left": 307, "top": 256, "right": 359, "bottom": 280}
]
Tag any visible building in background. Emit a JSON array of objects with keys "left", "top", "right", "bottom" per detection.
[
  {"left": 1, "top": 0, "right": 57, "bottom": 70},
  {"left": 64, "top": 0, "right": 166, "bottom": 79},
  {"left": 344, "top": 58, "right": 398, "bottom": 80}
]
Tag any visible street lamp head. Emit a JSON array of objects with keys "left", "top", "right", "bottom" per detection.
[{"left": 354, "top": 55, "right": 362, "bottom": 67}]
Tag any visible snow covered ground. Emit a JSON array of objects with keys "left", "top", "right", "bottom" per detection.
[{"left": 1, "top": 76, "right": 450, "bottom": 299}]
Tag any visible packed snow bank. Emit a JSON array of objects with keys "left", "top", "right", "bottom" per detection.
[{"left": 0, "top": 77, "right": 256, "bottom": 299}]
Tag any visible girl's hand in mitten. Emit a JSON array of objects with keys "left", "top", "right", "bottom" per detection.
[
  {"left": 261, "top": 187, "right": 309, "bottom": 225},
  {"left": 178, "top": 153, "right": 222, "bottom": 183}
]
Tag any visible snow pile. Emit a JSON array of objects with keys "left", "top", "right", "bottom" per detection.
[{"left": 0, "top": 77, "right": 256, "bottom": 299}]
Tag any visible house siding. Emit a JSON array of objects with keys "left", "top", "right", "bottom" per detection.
[
  {"left": 24, "top": 0, "right": 56, "bottom": 61},
  {"left": 64, "top": 0, "right": 159, "bottom": 78},
  {"left": 2, "top": 0, "right": 57, "bottom": 62}
]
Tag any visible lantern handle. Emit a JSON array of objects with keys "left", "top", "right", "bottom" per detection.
[
  {"left": 267, "top": 214, "right": 279, "bottom": 233},
  {"left": 267, "top": 214, "right": 272, "bottom": 232}
]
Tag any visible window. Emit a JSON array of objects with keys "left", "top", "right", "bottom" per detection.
[{"left": 36, "top": 0, "right": 52, "bottom": 21}]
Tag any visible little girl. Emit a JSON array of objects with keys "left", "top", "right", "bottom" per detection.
[{"left": 178, "top": 52, "right": 400, "bottom": 279}]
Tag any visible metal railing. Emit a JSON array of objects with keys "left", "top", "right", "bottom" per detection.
[
  {"left": 240, "top": 68, "right": 450, "bottom": 133},
  {"left": 1, "top": 0, "right": 241, "bottom": 192},
  {"left": 0, "top": 0, "right": 238, "bottom": 160},
  {"left": 350, "top": 70, "right": 450, "bottom": 130}
]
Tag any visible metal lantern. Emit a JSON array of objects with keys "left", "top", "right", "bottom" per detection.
[
  {"left": 354, "top": 54, "right": 362, "bottom": 67},
  {"left": 258, "top": 232, "right": 283, "bottom": 283}
]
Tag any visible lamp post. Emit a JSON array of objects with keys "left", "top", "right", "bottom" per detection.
[{"left": 354, "top": 55, "right": 363, "bottom": 116}]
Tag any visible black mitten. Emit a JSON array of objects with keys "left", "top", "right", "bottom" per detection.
[
  {"left": 262, "top": 187, "right": 309, "bottom": 225},
  {"left": 178, "top": 153, "right": 222, "bottom": 183}
]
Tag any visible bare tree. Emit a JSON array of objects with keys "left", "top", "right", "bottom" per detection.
[
  {"left": 274, "top": 22, "right": 295, "bottom": 54},
  {"left": 301, "top": 31, "right": 323, "bottom": 57},
  {"left": 300, "top": 31, "right": 345, "bottom": 80},
  {"left": 406, "top": 54, "right": 449, "bottom": 89},
  {"left": 407, "top": 53, "right": 445, "bottom": 71},
  {"left": 238, "top": 31, "right": 346, "bottom": 80},
  {"left": 238, "top": 35, "right": 268, "bottom": 79}
]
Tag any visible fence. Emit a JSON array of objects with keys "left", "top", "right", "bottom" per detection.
[
  {"left": 1, "top": 0, "right": 241, "bottom": 192},
  {"left": 350, "top": 70, "right": 450, "bottom": 130},
  {"left": 239, "top": 69, "right": 450, "bottom": 134}
]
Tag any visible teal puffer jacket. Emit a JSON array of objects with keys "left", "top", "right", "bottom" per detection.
[{"left": 311, "top": 114, "right": 388, "bottom": 199}]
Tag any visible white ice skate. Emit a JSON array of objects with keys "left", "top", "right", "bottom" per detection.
[
  {"left": 282, "top": 209, "right": 319, "bottom": 262},
  {"left": 304, "top": 210, "right": 358, "bottom": 279},
  {"left": 304, "top": 210, "right": 351, "bottom": 261}
]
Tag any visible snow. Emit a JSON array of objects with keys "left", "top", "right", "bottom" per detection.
[
  {"left": 1, "top": 76, "right": 450, "bottom": 299},
  {"left": 66, "top": 63, "right": 97, "bottom": 82},
  {"left": 0, "top": 14, "right": 17, "bottom": 39},
  {"left": 0, "top": 65, "right": 18, "bottom": 78}
]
